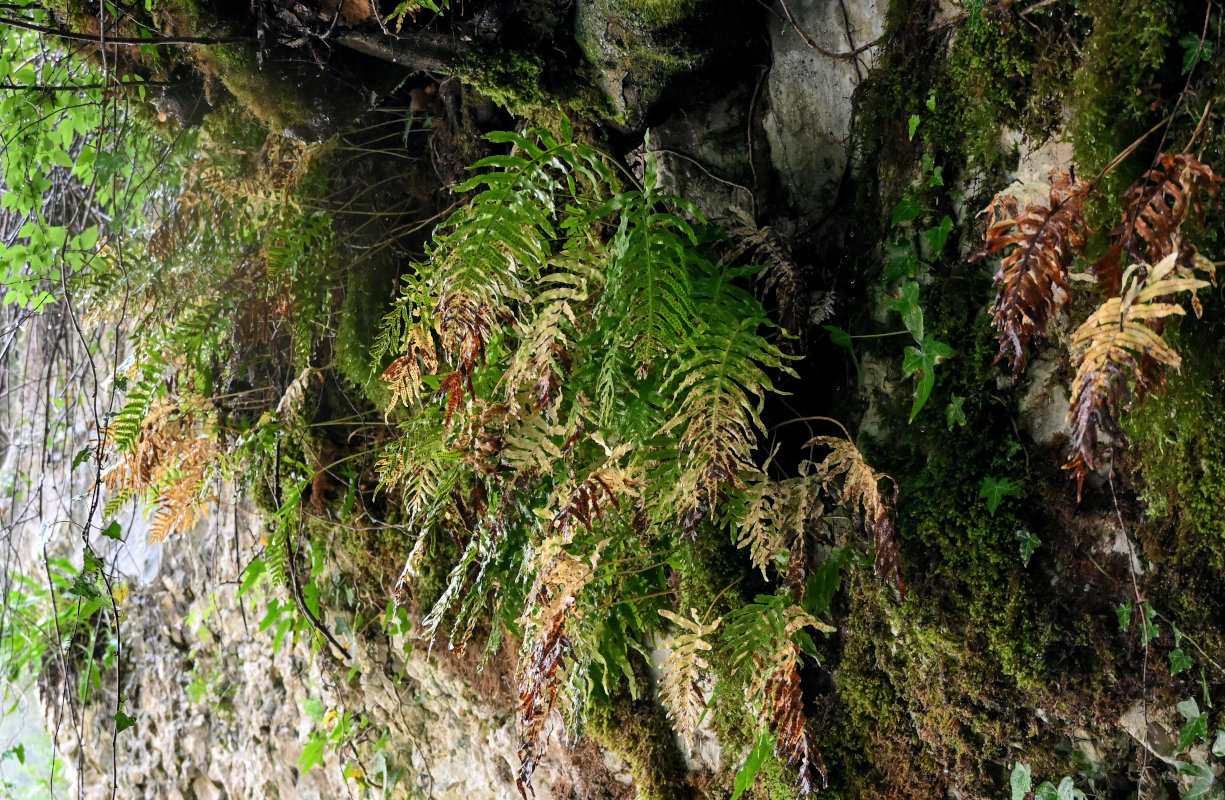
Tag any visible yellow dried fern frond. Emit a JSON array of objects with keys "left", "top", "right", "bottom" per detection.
[
  {"left": 657, "top": 608, "right": 721, "bottom": 740},
  {"left": 1066, "top": 250, "right": 1212, "bottom": 498},
  {"left": 805, "top": 435, "right": 904, "bottom": 594}
]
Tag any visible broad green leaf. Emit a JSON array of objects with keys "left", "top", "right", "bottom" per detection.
[
  {"left": 891, "top": 196, "right": 922, "bottom": 227},
  {"left": 978, "top": 476, "right": 1023, "bottom": 515},
  {"left": 887, "top": 281, "right": 923, "bottom": 342},
  {"left": 824, "top": 324, "right": 853, "bottom": 351},
  {"left": 882, "top": 240, "right": 919, "bottom": 283},
  {"left": 907, "top": 114, "right": 920, "bottom": 140},
  {"left": 1010, "top": 762, "right": 1032, "bottom": 800},
  {"left": 100, "top": 521, "right": 122, "bottom": 541},
  {"left": 1116, "top": 602, "right": 1132, "bottom": 631},
  {"left": 298, "top": 736, "right": 327, "bottom": 774},
  {"left": 731, "top": 733, "right": 773, "bottom": 800},
  {"left": 1170, "top": 648, "right": 1193, "bottom": 676},
  {"left": 923, "top": 215, "right": 953, "bottom": 257},
  {"left": 945, "top": 395, "right": 966, "bottom": 430},
  {"left": 1016, "top": 528, "right": 1041, "bottom": 567},
  {"left": 114, "top": 710, "right": 136, "bottom": 733}
]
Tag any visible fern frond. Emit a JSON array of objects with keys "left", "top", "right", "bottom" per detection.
[
  {"left": 516, "top": 538, "right": 606, "bottom": 796},
  {"left": 551, "top": 454, "right": 639, "bottom": 538},
  {"left": 1094, "top": 153, "right": 1222, "bottom": 294},
  {"left": 657, "top": 608, "right": 721, "bottom": 740},
  {"left": 502, "top": 413, "right": 567, "bottom": 478},
  {"left": 375, "top": 412, "right": 463, "bottom": 523},
  {"left": 764, "top": 645, "right": 828, "bottom": 796},
  {"left": 660, "top": 264, "right": 790, "bottom": 533},
  {"left": 502, "top": 256, "right": 602, "bottom": 413},
  {"left": 804, "top": 435, "right": 904, "bottom": 594},
  {"left": 725, "top": 594, "right": 832, "bottom": 796},
  {"left": 724, "top": 208, "right": 810, "bottom": 351},
  {"left": 732, "top": 470, "right": 825, "bottom": 579},
  {"left": 975, "top": 171, "right": 1089, "bottom": 377},
  {"left": 1066, "top": 251, "right": 1211, "bottom": 498}
]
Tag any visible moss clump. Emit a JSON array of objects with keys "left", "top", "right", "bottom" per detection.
[
  {"left": 1069, "top": 0, "right": 1180, "bottom": 233},
  {"left": 586, "top": 666, "right": 691, "bottom": 800},
  {"left": 1123, "top": 322, "right": 1225, "bottom": 568}
]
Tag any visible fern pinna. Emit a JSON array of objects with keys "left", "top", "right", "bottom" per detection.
[
  {"left": 374, "top": 121, "right": 900, "bottom": 796},
  {"left": 979, "top": 153, "right": 1221, "bottom": 497}
]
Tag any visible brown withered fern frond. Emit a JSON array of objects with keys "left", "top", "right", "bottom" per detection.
[
  {"left": 550, "top": 457, "right": 638, "bottom": 538},
  {"left": 1066, "top": 251, "right": 1213, "bottom": 499},
  {"left": 974, "top": 171, "right": 1089, "bottom": 377},
  {"left": 516, "top": 541, "right": 605, "bottom": 796},
  {"left": 764, "top": 645, "right": 828, "bottom": 796},
  {"left": 102, "top": 400, "right": 218, "bottom": 543},
  {"left": 724, "top": 208, "right": 811, "bottom": 352},
  {"left": 1093, "top": 153, "right": 1222, "bottom": 294},
  {"left": 657, "top": 608, "right": 721, "bottom": 742},
  {"left": 735, "top": 470, "right": 825, "bottom": 580},
  {"left": 805, "top": 435, "right": 904, "bottom": 595}
]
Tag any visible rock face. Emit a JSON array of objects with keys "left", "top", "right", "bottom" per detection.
[
  {"left": 762, "top": 0, "right": 884, "bottom": 218},
  {"left": 38, "top": 502, "right": 633, "bottom": 800}
]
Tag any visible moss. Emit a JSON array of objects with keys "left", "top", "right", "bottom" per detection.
[
  {"left": 1070, "top": 0, "right": 1178, "bottom": 204},
  {"left": 1123, "top": 321, "right": 1225, "bottom": 568},
  {"left": 586, "top": 664, "right": 692, "bottom": 800}
]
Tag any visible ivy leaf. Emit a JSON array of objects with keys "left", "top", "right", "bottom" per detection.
[
  {"left": 1211, "top": 729, "right": 1225, "bottom": 758},
  {"left": 1170, "top": 648, "right": 1193, "bottom": 676},
  {"left": 945, "top": 395, "right": 966, "bottom": 430},
  {"left": 882, "top": 240, "right": 919, "bottom": 283},
  {"left": 1142, "top": 604, "right": 1160, "bottom": 645},
  {"left": 1177, "top": 761, "right": 1215, "bottom": 800},
  {"left": 731, "top": 732, "right": 773, "bottom": 800},
  {"left": 923, "top": 215, "right": 954, "bottom": 257},
  {"left": 1116, "top": 601, "right": 1132, "bottom": 631},
  {"left": 1177, "top": 698, "right": 1209, "bottom": 752},
  {"left": 114, "top": 710, "right": 136, "bottom": 734},
  {"left": 978, "top": 476, "right": 1023, "bottom": 515},
  {"left": 1180, "top": 32, "right": 1213, "bottom": 74},
  {"left": 824, "top": 325, "right": 853, "bottom": 351},
  {"left": 1015, "top": 528, "right": 1041, "bottom": 567},
  {"left": 1010, "top": 762, "right": 1032, "bottom": 800},
  {"left": 902, "top": 335, "right": 954, "bottom": 422},
  {"left": 100, "top": 521, "right": 122, "bottom": 541},
  {"left": 891, "top": 195, "right": 922, "bottom": 227},
  {"left": 907, "top": 114, "right": 921, "bottom": 141},
  {"left": 1035, "top": 780, "right": 1058, "bottom": 800},
  {"left": 887, "top": 281, "right": 923, "bottom": 342}
]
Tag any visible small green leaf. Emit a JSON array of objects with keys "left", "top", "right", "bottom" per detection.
[
  {"left": 1010, "top": 762, "right": 1032, "bottom": 800},
  {"left": 1170, "top": 648, "right": 1193, "bottom": 676},
  {"left": 100, "top": 521, "right": 122, "bottom": 541},
  {"left": 891, "top": 196, "right": 922, "bottom": 227},
  {"left": 1056, "top": 777, "right": 1076, "bottom": 800},
  {"left": 83, "top": 550, "right": 104, "bottom": 574},
  {"left": 1116, "top": 601, "right": 1132, "bottom": 631},
  {"left": 907, "top": 114, "right": 921, "bottom": 141},
  {"left": 978, "top": 476, "right": 1023, "bottom": 515},
  {"left": 1016, "top": 528, "right": 1041, "bottom": 567},
  {"left": 945, "top": 395, "right": 967, "bottom": 430},
  {"left": 824, "top": 325, "right": 853, "bottom": 351},
  {"left": 72, "top": 445, "right": 94, "bottom": 470},
  {"left": 1035, "top": 780, "right": 1058, "bottom": 800},
  {"left": 1178, "top": 698, "right": 1209, "bottom": 752},
  {"left": 928, "top": 165, "right": 944, "bottom": 187},
  {"left": 882, "top": 240, "right": 919, "bottom": 283},
  {"left": 1211, "top": 729, "right": 1225, "bottom": 757},
  {"left": 1142, "top": 604, "right": 1160, "bottom": 644},
  {"left": 302, "top": 697, "right": 327, "bottom": 723},
  {"left": 298, "top": 736, "right": 327, "bottom": 774},
  {"left": 731, "top": 733, "right": 773, "bottom": 800},
  {"left": 923, "top": 215, "right": 953, "bottom": 257},
  {"left": 887, "top": 281, "right": 923, "bottom": 342},
  {"left": 114, "top": 710, "right": 136, "bottom": 733}
]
